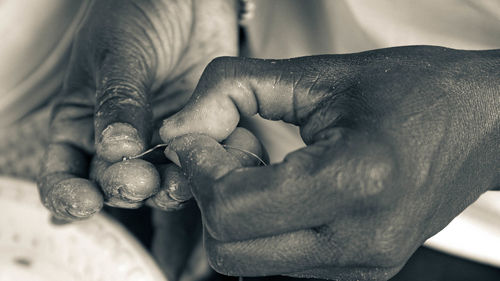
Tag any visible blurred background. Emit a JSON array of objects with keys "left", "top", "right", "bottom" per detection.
[{"left": 1, "top": 0, "right": 499, "bottom": 280}]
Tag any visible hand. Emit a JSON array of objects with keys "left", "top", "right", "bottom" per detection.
[
  {"left": 37, "top": 0, "right": 239, "bottom": 218},
  {"left": 152, "top": 128, "right": 266, "bottom": 281},
  {"left": 160, "top": 46, "right": 500, "bottom": 280}
]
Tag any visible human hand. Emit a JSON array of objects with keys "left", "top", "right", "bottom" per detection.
[
  {"left": 152, "top": 127, "right": 266, "bottom": 281},
  {"left": 160, "top": 46, "right": 500, "bottom": 280},
  {"left": 37, "top": 0, "right": 239, "bottom": 219}
]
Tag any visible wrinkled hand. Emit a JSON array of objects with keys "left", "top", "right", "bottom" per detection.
[
  {"left": 160, "top": 46, "right": 500, "bottom": 280},
  {"left": 37, "top": 0, "right": 238, "bottom": 218}
]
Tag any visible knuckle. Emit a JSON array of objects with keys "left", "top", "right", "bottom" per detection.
[
  {"left": 341, "top": 142, "right": 398, "bottom": 205},
  {"left": 367, "top": 226, "right": 410, "bottom": 267},
  {"left": 360, "top": 155, "right": 395, "bottom": 197},
  {"left": 96, "top": 83, "right": 149, "bottom": 111}
]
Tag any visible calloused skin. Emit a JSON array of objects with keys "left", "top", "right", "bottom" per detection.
[
  {"left": 36, "top": 0, "right": 244, "bottom": 280},
  {"left": 38, "top": 0, "right": 238, "bottom": 215},
  {"left": 34, "top": 1, "right": 500, "bottom": 280},
  {"left": 160, "top": 47, "right": 500, "bottom": 280}
]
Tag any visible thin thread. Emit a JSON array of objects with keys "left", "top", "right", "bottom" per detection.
[
  {"left": 122, "top": 143, "right": 169, "bottom": 161},
  {"left": 222, "top": 145, "right": 268, "bottom": 166},
  {"left": 122, "top": 143, "right": 268, "bottom": 166}
]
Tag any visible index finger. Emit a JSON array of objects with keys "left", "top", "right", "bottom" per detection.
[
  {"left": 91, "top": 16, "right": 156, "bottom": 163},
  {"left": 160, "top": 55, "right": 350, "bottom": 143},
  {"left": 172, "top": 128, "right": 397, "bottom": 242}
]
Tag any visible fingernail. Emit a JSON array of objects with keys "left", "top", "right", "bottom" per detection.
[
  {"left": 164, "top": 147, "right": 181, "bottom": 167},
  {"left": 51, "top": 178, "right": 103, "bottom": 220},
  {"left": 146, "top": 197, "right": 187, "bottom": 211},
  {"left": 67, "top": 206, "right": 99, "bottom": 218},
  {"left": 105, "top": 197, "right": 143, "bottom": 209},
  {"left": 97, "top": 122, "right": 145, "bottom": 162}
]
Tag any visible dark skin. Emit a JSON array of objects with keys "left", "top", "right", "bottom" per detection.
[
  {"left": 34, "top": 1, "right": 499, "bottom": 279},
  {"left": 35, "top": 0, "right": 246, "bottom": 279},
  {"left": 37, "top": 0, "right": 238, "bottom": 217},
  {"left": 161, "top": 47, "right": 500, "bottom": 280}
]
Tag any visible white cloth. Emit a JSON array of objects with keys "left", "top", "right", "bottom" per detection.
[
  {"left": 247, "top": 0, "right": 500, "bottom": 58},
  {"left": 0, "top": 0, "right": 88, "bottom": 127}
]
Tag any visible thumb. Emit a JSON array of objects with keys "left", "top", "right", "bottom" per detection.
[
  {"left": 93, "top": 42, "right": 156, "bottom": 163},
  {"left": 160, "top": 56, "right": 342, "bottom": 143},
  {"left": 88, "top": 1, "right": 168, "bottom": 162},
  {"left": 166, "top": 134, "right": 242, "bottom": 191},
  {"left": 165, "top": 127, "right": 264, "bottom": 199}
]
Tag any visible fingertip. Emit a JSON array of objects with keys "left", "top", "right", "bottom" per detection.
[
  {"left": 147, "top": 164, "right": 192, "bottom": 211},
  {"left": 89, "top": 156, "right": 144, "bottom": 209},
  {"left": 160, "top": 164, "right": 192, "bottom": 202},
  {"left": 160, "top": 112, "right": 203, "bottom": 143},
  {"left": 89, "top": 156, "right": 145, "bottom": 209},
  {"left": 159, "top": 118, "right": 182, "bottom": 143},
  {"left": 165, "top": 134, "right": 196, "bottom": 156},
  {"left": 166, "top": 134, "right": 242, "bottom": 190},
  {"left": 159, "top": 99, "right": 240, "bottom": 144},
  {"left": 48, "top": 178, "right": 103, "bottom": 220},
  {"left": 146, "top": 196, "right": 187, "bottom": 211},
  {"left": 223, "top": 127, "right": 265, "bottom": 167},
  {"left": 100, "top": 159, "right": 160, "bottom": 207},
  {"left": 96, "top": 122, "right": 145, "bottom": 162}
]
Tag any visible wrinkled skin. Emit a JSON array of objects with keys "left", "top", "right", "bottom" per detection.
[
  {"left": 36, "top": 0, "right": 241, "bottom": 279},
  {"left": 37, "top": 0, "right": 238, "bottom": 218},
  {"left": 161, "top": 46, "right": 500, "bottom": 280}
]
